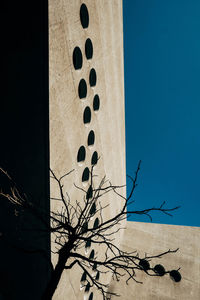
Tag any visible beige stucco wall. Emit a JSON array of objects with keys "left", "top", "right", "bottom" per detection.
[
  {"left": 108, "top": 222, "right": 200, "bottom": 300},
  {"left": 49, "top": 1, "right": 126, "bottom": 299},
  {"left": 49, "top": 1, "right": 200, "bottom": 300}
]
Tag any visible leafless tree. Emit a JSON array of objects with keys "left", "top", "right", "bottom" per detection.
[{"left": 0, "top": 161, "right": 181, "bottom": 300}]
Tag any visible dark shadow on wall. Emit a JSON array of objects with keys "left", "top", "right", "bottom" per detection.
[{"left": 0, "top": 1, "right": 50, "bottom": 299}]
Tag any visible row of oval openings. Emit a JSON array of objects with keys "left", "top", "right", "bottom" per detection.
[
  {"left": 81, "top": 218, "right": 100, "bottom": 235},
  {"left": 83, "top": 102, "right": 99, "bottom": 125},
  {"left": 139, "top": 260, "right": 181, "bottom": 282},
  {"left": 80, "top": 6, "right": 95, "bottom": 300},
  {"left": 77, "top": 147, "right": 98, "bottom": 165},
  {"left": 79, "top": 92, "right": 100, "bottom": 113},
  {"left": 78, "top": 71, "right": 97, "bottom": 99},
  {"left": 73, "top": 40, "right": 93, "bottom": 70}
]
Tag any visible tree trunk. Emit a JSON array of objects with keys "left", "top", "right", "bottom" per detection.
[{"left": 42, "top": 242, "right": 74, "bottom": 300}]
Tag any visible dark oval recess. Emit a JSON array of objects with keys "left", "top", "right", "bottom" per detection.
[
  {"left": 153, "top": 264, "right": 166, "bottom": 276},
  {"left": 88, "top": 292, "right": 93, "bottom": 300},
  {"left": 139, "top": 259, "right": 150, "bottom": 271},
  {"left": 96, "top": 271, "right": 100, "bottom": 280},
  {"left": 93, "top": 217, "right": 99, "bottom": 229},
  {"left": 93, "top": 94, "right": 100, "bottom": 111},
  {"left": 82, "top": 167, "right": 89, "bottom": 182},
  {"left": 86, "top": 185, "right": 93, "bottom": 200},
  {"left": 73, "top": 47, "right": 82, "bottom": 70},
  {"left": 81, "top": 271, "right": 87, "bottom": 282},
  {"left": 87, "top": 130, "right": 95, "bottom": 146},
  {"left": 78, "top": 79, "right": 87, "bottom": 99},
  {"left": 91, "top": 151, "right": 98, "bottom": 165},
  {"left": 85, "top": 38, "right": 93, "bottom": 59},
  {"left": 85, "top": 239, "right": 91, "bottom": 248},
  {"left": 170, "top": 270, "right": 182, "bottom": 282},
  {"left": 83, "top": 106, "right": 91, "bottom": 124},
  {"left": 89, "top": 68, "right": 97, "bottom": 87},
  {"left": 85, "top": 282, "right": 90, "bottom": 293},
  {"left": 80, "top": 3, "right": 89, "bottom": 29},
  {"left": 81, "top": 221, "right": 88, "bottom": 233},
  {"left": 89, "top": 249, "right": 95, "bottom": 259},
  {"left": 92, "top": 262, "right": 97, "bottom": 270},
  {"left": 89, "top": 202, "right": 96, "bottom": 215},
  {"left": 77, "top": 146, "right": 86, "bottom": 162}
]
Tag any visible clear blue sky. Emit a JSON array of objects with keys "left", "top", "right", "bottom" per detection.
[{"left": 123, "top": 0, "right": 200, "bottom": 227}]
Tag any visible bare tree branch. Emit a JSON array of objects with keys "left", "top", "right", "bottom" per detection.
[{"left": 0, "top": 162, "right": 181, "bottom": 300}]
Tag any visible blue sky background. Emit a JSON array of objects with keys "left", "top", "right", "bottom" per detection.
[{"left": 123, "top": 0, "right": 200, "bottom": 227}]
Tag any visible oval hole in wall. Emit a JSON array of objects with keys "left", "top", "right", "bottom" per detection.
[
  {"left": 85, "top": 282, "right": 90, "bottom": 293},
  {"left": 170, "top": 270, "right": 182, "bottom": 282},
  {"left": 91, "top": 151, "right": 98, "bottom": 165},
  {"left": 82, "top": 167, "right": 89, "bottom": 182},
  {"left": 80, "top": 3, "right": 89, "bottom": 29},
  {"left": 93, "top": 94, "right": 100, "bottom": 111},
  {"left": 89, "top": 68, "right": 97, "bottom": 87},
  {"left": 83, "top": 106, "right": 91, "bottom": 124},
  {"left": 87, "top": 130, "right": 95, "bottom": 146},
  {"left": 78, "top": 79, "right": 87, "bottom": 99},
  {"left": 77, "top": 146, "right": 86, "bottom": 162},
  {"left": 86, "top": 185, "right": 93, "bottom": 200},
  {"left": 73, "top": 47, "right": 83, "bottom": 70},
  {"left": 89, "top": 249, "right": 95, "bottom": 259},
  {"left": 153, "top": 264, "right": 166, "bottom": 276},
  {"left": 85, "top": 38, "right": 93, "bottom": 59}
]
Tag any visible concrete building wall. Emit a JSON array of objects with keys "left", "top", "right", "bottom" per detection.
[
  {"left": 49, "top": 1, "right": 126, "bottom": 299},
  {"left": 49, "top": 1, "right": 200, "bottom": 300},
  {"left": 108, "top": 222, "right": 200, "bottom": 300}
]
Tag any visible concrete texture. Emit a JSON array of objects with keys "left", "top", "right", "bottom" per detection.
[
  {"left": 108, "top": 222, "right": 200, "bottom": 300},
  {"left": 49, "top": 1, "right": 126, "bottom": 299},
  {"left": 49, "top": 1, "right": 200, "bottom": 300}
]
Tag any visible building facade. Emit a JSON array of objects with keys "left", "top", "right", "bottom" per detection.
[
  {"left": 49, "top": 1, "right": 126, "bottom": 299},
  {"left": 49, "top": 1, "right": 200, "bottom": 299},
  {"left": 1, "top": 1, "right": 199, "bottom": 299}
]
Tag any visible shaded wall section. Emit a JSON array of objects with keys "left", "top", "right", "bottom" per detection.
[{"left": 0, "top": 1, "right": 50, "bottom": 299}]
